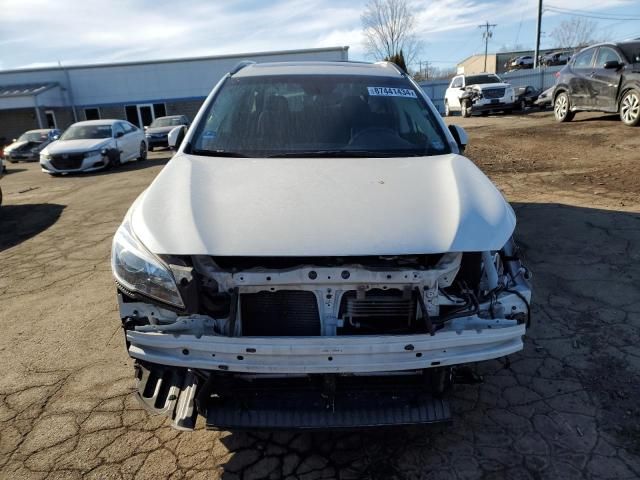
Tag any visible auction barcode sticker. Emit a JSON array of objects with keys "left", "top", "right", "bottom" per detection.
[{"left": 367, "top": 87, "right": 418, "bottom": 98}]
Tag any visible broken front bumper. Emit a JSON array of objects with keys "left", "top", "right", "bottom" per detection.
[{"left": 126, "top": 321, "right": 525, "bottom": 374}]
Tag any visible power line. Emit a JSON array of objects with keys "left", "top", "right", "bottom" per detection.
[
  {"left": 478, "top": 21, "right": 497, "bottom": 72},
  {"left": 545, "top": 5, "right": 640, "bottom": 21}
]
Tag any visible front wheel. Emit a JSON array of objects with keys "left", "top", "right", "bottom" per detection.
[
  {"left": 620, "top": 89, "right": 640, "bottom": 126},
  {"left": 461, "top": 100, "right": 472, "bottom": 118},
  {"left": 137, "top": 142, "right": 147, "bottom": 161},
  {"left": 554, "top": 92, "right": 574, "bottom": 122}
]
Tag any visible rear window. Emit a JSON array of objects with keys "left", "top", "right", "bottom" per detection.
[{"left": 189, "top": 74, "right": 450, "bottom": 158}]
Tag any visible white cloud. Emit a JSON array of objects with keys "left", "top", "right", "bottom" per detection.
[{"left": 0, "top": 0, "right": 637, "bottom": 69}]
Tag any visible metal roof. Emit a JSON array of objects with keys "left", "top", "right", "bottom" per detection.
[
  {"left": 0, "top": 46, "right": 350, "bottom": 74},
  {"left": 0, "top": 82, "right": 58, "bottom": 98},
  {"left": 233, "top": 61, "right": 404, "bottom": 78}
]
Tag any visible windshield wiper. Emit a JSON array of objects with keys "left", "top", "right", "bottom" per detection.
[
  {"left": 267, "top": 150, "right": 428, "bottom": 158},
  {"left": 190, "top": 149, "right": 248, "bottom": 158}
]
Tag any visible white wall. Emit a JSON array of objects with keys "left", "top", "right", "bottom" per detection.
[{"left": 0, "top": 47, "right": 348, "bottom": 107}]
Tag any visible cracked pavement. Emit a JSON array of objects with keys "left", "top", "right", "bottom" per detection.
[{"left": 1, "top": 111, "right": 639, "bottom": 479}]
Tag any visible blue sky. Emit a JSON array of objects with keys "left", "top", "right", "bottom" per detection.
[{"left": 1, "top": 0, "right": 639, "bottom": 71}]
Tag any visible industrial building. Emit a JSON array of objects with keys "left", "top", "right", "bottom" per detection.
[{"left": 0, "top": 46, "right": 349, "bottom": 141}]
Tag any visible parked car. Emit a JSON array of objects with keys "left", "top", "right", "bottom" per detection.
[
  {"left": 111, "top": 61, "right": 532, "bottom": 431},
  {"left": 445, "top": 73, "right": 515, "bottom": 117},
  {"left": 540, "top": 51, "right": 571, "bottom": 67},
  {"left": 534, "top": 86, "right": 555, "bottom": 110},
  {"left": 3, "top": 129, "right": 60, "bottom": 163},
  {"left": 40, "top": 120, "right": 147, "bottom": 174},
  {"left": 145, "top": 115, "right": 189, "bottom": 151},
  {"left": 554, "top": 41, "right": 640, "bottom": 126},
  {"left": 514, "top": 86, "right": 541, "bottom": 110},
  {"left": 511, "top": 56, "right": 534, "bottom": 69}
]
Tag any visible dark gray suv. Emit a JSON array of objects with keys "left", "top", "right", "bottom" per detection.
[{"left": 553, "top": 41, "right": 640, "bottom": 126}]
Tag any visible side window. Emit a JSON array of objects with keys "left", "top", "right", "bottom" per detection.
[
  {"left": 122, "top": 122, "right": 136, "bottom": 133},
  {"left": 573, "top": 49, "right": 595, "bottom": 68},
  {"left": 595, "top": 47, "right": 621, "bottom": 67},
  {"left": 113, "top": 123, "right": 125, "bottom": 137},
  {"left": 451, "top": 77, "right": 463, "bottom": 88}
]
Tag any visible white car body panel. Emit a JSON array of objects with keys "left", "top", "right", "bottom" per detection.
[
  {"left": 131, "top": 153, "right": 516, "bottom": 256},
  {"left": 46, "top": 138, "right": 111, "bottom": 154}
]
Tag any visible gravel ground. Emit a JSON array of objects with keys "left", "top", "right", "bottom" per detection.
[{"left": 1, "top": 110, "right": 639, "bottom": 479}]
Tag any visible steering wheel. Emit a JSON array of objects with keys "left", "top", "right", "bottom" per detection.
[{"left": 348, "top": 127, "right": 410, "bottom": 148}]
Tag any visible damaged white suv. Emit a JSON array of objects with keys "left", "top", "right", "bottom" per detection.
[{"left": 112, "top": 61, "right": 532, "bottom": 430}]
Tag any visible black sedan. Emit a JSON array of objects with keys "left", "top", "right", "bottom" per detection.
[
  {"left": 3, "top": 129, "right": 60, "bottom": 162},
  {"left": 553, "top": 41, "right": 640, "bottom": 126}
]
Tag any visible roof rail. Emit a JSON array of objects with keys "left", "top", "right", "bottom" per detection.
[
  {"left": 230, "top": 60, "right": 256, "bottom": 75},
  {"left": 374, "top": 61, "right": 405, "bottom": 75}
]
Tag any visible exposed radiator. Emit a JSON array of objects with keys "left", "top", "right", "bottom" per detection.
[{"left": 240, "top": 290, "right": 320, "bottom": 336}]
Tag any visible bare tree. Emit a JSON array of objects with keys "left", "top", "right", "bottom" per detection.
[
  {"left": 413, "top": 65, "right": 456, "bottom": 81},
  {"left": 361, "top": 0, "right": 422, "bottom": 66},
  {"left": 549, "top": 18, "right": 603, "bottom": 50}
]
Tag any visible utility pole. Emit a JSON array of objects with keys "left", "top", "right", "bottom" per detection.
[
  {"left": 533, "top": 0, "right": 543, "bottom": 69},
  {"left": 478, "top": 21, "right": 497, "bottom": 72}
]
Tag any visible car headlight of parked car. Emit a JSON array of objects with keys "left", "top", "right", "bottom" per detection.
[
  {"left": 111, "top": 218, "right": 184, "bottom": 308},
  {"left": 84, "top": 148, "right": 107, "bottom": 158},
  {"left": 40, "top": 152, "right": 51, "bottom": 161},
  {"left": 506, "top": 87, "right": 515, "bottom": 99}
]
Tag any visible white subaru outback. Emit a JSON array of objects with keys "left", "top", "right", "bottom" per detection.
[
  {"left": 445, "top": 73, "right": 515, "bottom": 117},
  {"left": 112, "top": 61, "right": 532, "bottom": 430}
]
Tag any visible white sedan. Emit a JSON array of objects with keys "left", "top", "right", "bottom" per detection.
[{"left": 40, "top": 119, "right": 147, "bottom": 175}]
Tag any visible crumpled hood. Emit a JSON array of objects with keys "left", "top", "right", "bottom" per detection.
[
  {"left": 131, "top": 153, "right": 516, "bottom": 256},
  {"left": 146, "top": 126, "right": 177, "bottom": 135},
  {"left": 45, "top": 138, "right": 111, "bottom": 155}
]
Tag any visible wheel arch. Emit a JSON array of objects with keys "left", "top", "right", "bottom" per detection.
[{"left": 617, "top": 83, "right": 640, "bottom": 110}]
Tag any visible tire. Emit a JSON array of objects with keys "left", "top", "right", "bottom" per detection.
[
  {"left": 481, "top": 111, "right": 489, "bottom": 117},
  {"left": 520, "top": 99, "right": 526, "bottom": 111},
  {"left": 8, "top": 159, "right": 16, "bottom": 164},
  {"left": 105, "top": 149, "right": 120, "bottom": 169},
  {"left": 619, "top": 89, "right": 640, "bottom": 126},
  {"left": 148, "top": 146, "right": 154, "bottom": 152},
  {"left": 137, "top": 142, "right": 147, "bottom": 161},
  {"left": 444, "top": 100, "right": 451, "bottom": 117},
  {"left": 554, "top": 91, "right": 574, "bottom": 122},
  {"left": 504, "top": 109, "right": 513, "bottom": 114},
  {"left": 461, "top": 100, "right": 472, "bottom": 118}
]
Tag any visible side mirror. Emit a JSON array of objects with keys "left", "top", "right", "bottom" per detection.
[
  {"left": 52, "top": 135, "right": 60, "bottom": 141},
  {"left": 604, "top": 60, "right": 622, "bottom": 69},
  {"left": 448, "top": 125, "right": 468, "bottom": 153},
  {"left": 168, "top": 125, "right": 186, "bottom": 150},
  {"left": 115, "top": 131, "right": 124, "bottom": 138}
]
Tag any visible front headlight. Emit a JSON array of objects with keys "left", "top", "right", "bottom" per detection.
[
  {"left": 506, "top": 87, "right": 515, "bottom": 98},
  {"left": 111, "top": 219, "right": 184, "bottom": 308},
  {"left": 84, "top": 148, "right": 107, "bottom": 158},
  {"left": 41, "top": 152, "right": 51, "bottom": 161}
]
